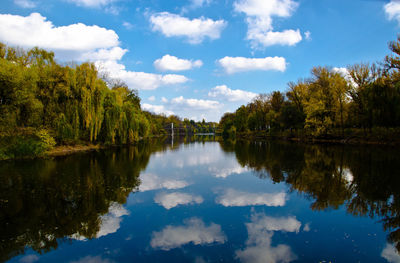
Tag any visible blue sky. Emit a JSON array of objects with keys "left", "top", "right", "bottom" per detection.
[{"left": 0, "top": 0, "right": 399, "bottom": 121}]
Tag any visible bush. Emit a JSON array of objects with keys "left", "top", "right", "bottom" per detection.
[{"left": 0, "top": 129, "right": 56, "bottom": 159}]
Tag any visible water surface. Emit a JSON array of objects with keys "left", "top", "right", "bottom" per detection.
[{"left": 1, "top": 137, "right": 399, "bottom": 262}]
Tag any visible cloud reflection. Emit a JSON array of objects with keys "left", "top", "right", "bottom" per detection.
[
  {"left": 154, "top": 192, "right": 203, "bottom": 209},
  {"left": 236, "top": 212, "right": 300, "bottom": 263},
  {"left": 382, "top": 243, "right": 400, "bottom": 263},
  {"left": 139, "top": 173, "right": 189, "bottom": 192},
  {"left": 216, "top": 189, "right": 286, "bottom": 207},
  {"left": 71, "top": 202, "right": 128, "bottom": 240},
  {"left": 208, "top": 165, "right": 248, "bottom": 178},
  {"left": 70, "top": 256, "right": 113, "bottom": 263},
  {"left": 150, "top": 218, "right": 226, "bottom": 250}
]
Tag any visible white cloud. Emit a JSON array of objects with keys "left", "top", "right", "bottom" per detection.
[
  {"left": 81, "top": 47, "right": 127, "bottom": 61},
  {"left": 150, "top": 218, "right": 226, "bottom": 250},
  {"left": 96, "top": 60, "right": 189, "bottom": 90},
  {"left": 382, "top": 243, "right": 400, "bottom": 263},
  {"left": 218, "top": 56, "right": 286, "bottom": 74},
  {"left": 161, "top": 97, "right": 168, "bottom": 103},
  {"left": 234, "top": 0, "right": 302, "bottom": 49},
  {"left": 14, "top": 0, "right": 36, "bottom": 8},
  {"left": 208, "top": 85, "right": 257, "bottom": 102},
  {"left": 67, "top": 0, "right": 117, "bottom": 8},
  {"left": 236, "top": 212, "right": 300, "bottom": 263},
  {"left": 0, "top": 13, "right": 119, "bottom": 55},
  {"left": 216, "top": 189, "right": 286, "bottom": 207},
  {"left": 170, "top": 96, "right": 222, "bottom": 110},
  {"left": 385, "top": 1, "right": 400, "bottom": 25},
  {"left": 142, "top": 103, "right": 174, "bottom": 116},
  {"left": 154, "top": 55, "right": 203, "bottom": 71},
  {"left": 0, "top": 13, "right": 189, "bottom": 91},
  {"left": 250, "top": 29, "right": 302, "bottom": 47},
  {"left": 148, "top": 96, "right": 156, "bottom": 102},
  {"left": 150, "top": 12, "right": 227, "bottom": 44},
  {"left": 154, "top": 192, "right": 203, "bottom": 209},
  {"left": 139, "top": 173, "right": 189, "bottom": 192}
]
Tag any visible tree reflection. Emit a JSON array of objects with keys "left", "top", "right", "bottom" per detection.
[
  {"left": 221, "top": 139, "right": 400, "bottom": 252},
  {"left": 0, "top": 139, "right": 168, "bottom": 262}
]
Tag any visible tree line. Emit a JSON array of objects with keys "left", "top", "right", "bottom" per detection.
[
  {"left": 0, "top": 43, "right": 215, "bottom": 159},
  {"left": 219, "top": 36, "right": 400, "bottom": 139}
]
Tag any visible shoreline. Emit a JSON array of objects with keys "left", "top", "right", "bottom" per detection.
[
  {"left": 233, "top": 132, "right": 400, "bottom": 146},
  {"left": 46, "top": 144, "right": 106, "bottom": 157}
]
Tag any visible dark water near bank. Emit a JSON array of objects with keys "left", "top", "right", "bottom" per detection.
[{"left": 1, "top": 137, "right": 400, "bottom": 263}]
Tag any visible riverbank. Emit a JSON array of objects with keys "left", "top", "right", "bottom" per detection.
[
  {"left": 233, "top": 128, "right": 400, "bottom": 146},
  {"left": 47, "top": 144, "right": 105, "bottom": 157}
]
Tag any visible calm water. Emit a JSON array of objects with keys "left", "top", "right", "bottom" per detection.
[{"left": 1, "top": 137, "right": 400, "bottom": 263}]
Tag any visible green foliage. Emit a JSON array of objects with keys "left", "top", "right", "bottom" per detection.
[
  {"left": 0, "top": 43, "right": 160, "bottom": 156},
  {"left": 219, "top": 36, "right": 400, "bottom": 139},
  {"left": 0, "top": 129, "right": 56, "bottom": 159}
]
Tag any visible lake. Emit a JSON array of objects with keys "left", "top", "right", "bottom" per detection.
[{"left": 1, "top": 137, "right": 399, "bottom": 263}]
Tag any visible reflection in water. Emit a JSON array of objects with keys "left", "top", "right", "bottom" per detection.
[
  {"left": 216, "top": 189, "right": 286, "bottom": 207},
  {"left": 382, "top": 244, "right": 400, "bottom": 263},
  {"left": 154, "top": 192, "right": 203, "bottom": 209},
  {"left": 138, "top": 173, "right": 189, "bottom": 192},
  {"left": 150, "top": 218, "right": 226, "bottom": 251},
  {"left": 236, "top": 212, "right": 301, "bottom": 263},
  {"left": 1, "top": 136, "right": 400, "bottom": 262},
  {"left": 0, "top": 139, "right": 167, "bottom": 262},
  {"left": 222, "top": 139, "right": 400, "bottom": 254},
  {"left": 70, "top": 255, "right": 113, "bottom": 263}
]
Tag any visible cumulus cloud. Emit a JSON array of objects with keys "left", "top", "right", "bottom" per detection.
[
  {"left": 0, "top": 13, "right": 119, "bottom": 55},
  {"left": 14, "top": 0, "right": 36, "bottom": 8},
  {"left": 139, "top": 173, "right": 189, "bottom": 192},
  {"left": 218, "top": 56, "right": 286, "bottom": 74},
  {"left": 150, "top": 218, "right": 226, "bottom": 250},
  {"left": 80, "top": 47, "right": 127, "bottom": 61},
  {"left": 385, "top": 1, "right": 400, "bottom": 25},
  {"left": 382, "top": 243, "right": 400, "bottom": 263},
  {"left": 236, "top": 212, "right": 300, "bottom": 263},
  {"left": 208, "top": 85, "right": 257, "bottom": 102},
  {"left": 216, "top": 189, "right": 287, "bottom": 207},
  {"left": 154, "top": 192, "right": 203, "bottom": 209},
  {"left": 148, "top": 96, "right": 156, "bottom": 102},
  {"left": 0, "top": 13, "right": 188, "bottom": 91},
  {"left": 142, "top": 103, "right": 174, "bottom": 116},
  {"left": 154, "top": 55, "right": 203, "bottom": 71},
  {"left": 234, "top": 0, "right": 302, "bottom": 49},
  {"left": 170, "top": 96, "right": 222, "bottom": 110},
  {"left": 150, "top": 12, "right": 227, "bottom": 44},
  {"left": 250, "top": 29, "right": 302, "bottom": 47},
  {"left": 96, "top": 60, "right": 188, "bottom": 90}
]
